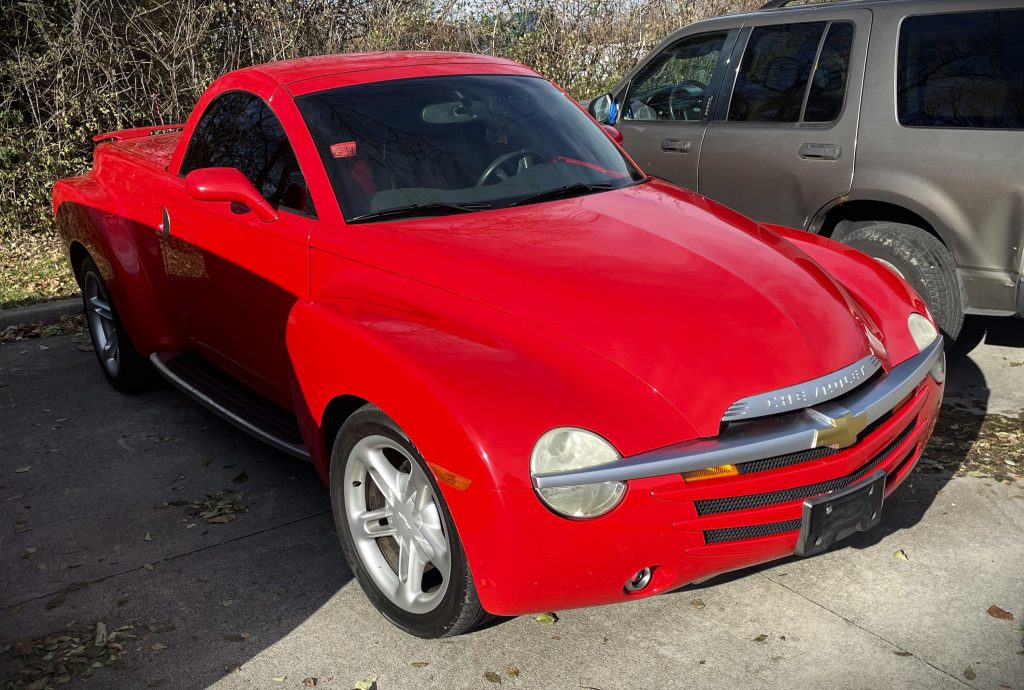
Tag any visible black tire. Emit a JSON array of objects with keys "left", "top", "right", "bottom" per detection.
[
  {"left": 329, "top": 405, "right": 488, "bottom": 637},
  {"left": 833, "top": 221, "right": 964, "bottom": 344},
  {"left": 78, "top": 256, "right": 154, "bottom": 393}
]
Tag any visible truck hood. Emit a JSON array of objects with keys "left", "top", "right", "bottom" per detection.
[{"left": 333, "top": 180, "right": 878, "bottom": 438}]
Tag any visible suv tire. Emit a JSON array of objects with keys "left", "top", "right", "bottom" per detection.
[{"left": 834, "top": 221, "right": 963, "bottom": 343}]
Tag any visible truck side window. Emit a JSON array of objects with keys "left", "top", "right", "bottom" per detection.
[
  {"left": 180, "top": 92, "right": 313, "bottom": 215},
  {"left": 898, "top": 9, "right": 1024, "bottom": 129},
  {"left": 622, "top": 32, "right": 727, "bottom": 122},
  {"left": 728, "top": 22, "right": 826, "bottom": 123}
]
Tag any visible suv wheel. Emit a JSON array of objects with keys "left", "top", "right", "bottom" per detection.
[{"left": 834, "top": 221, "right": 963, "bottom": 343}]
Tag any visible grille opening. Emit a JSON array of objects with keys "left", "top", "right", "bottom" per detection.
[
  {"left": 695, "top": 420, "right": 916, "bottom": 516},
  {"left": 704, "top": 519, "right": 802, "bottom": 545},
  {"left": 735, "top": 409, "right": 894, "bottom": 476}
]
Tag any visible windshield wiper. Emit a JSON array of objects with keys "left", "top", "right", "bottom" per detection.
[
  {"left": 509, "top": 182, "right": 618, "bottom": 207},
  {"left": 348, "top": 201, "right": 491, "bottom": 223}
]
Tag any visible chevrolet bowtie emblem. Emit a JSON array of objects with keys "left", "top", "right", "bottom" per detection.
[{"left": 808, "top": 407, "right": 869, "bottom": 449}]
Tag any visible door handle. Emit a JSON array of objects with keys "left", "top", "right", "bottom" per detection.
[
  {"left": 158, "top": 207, "right": 170, "bottom": 238},
  {"left": 798, "top": 143, "right": 842, "bottom": 161},
  {"left": 661, "top": 138, "right": 692, "bottom": 153}
]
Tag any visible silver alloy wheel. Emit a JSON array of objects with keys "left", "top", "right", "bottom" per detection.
[
  {"left": 344, "top": 435, "right": 451, "bottom": 614},
  {"left": 84, "top": 272, "right": 119, "bottom": 376}
]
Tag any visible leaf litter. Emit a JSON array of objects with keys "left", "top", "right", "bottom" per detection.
[
  {"left": 2, "top": 621, "right": 135, "bottom": 688},
  {"left": 986, "top": 605, "right": 1014, "bottom": 621},
  {"left": 919, "top": 406, "right": 1023, "bottom": 482},
  {"left": 182, "top": 490, "right": 248, "bottom": 524},
  {"left": 0, "top": 314, "right": 86, "bottom": 344}
]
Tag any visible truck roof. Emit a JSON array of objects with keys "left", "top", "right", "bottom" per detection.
[{"left": 236, "top": 51, "right": 530, "bottom": 93}]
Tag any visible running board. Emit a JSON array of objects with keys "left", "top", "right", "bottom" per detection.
[{"left": 150, "top": 352, "right": 310, "bottom": 460}]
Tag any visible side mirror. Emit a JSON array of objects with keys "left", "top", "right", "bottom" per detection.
[
  {"left": 588, "top": 93, "right": 616, "bottom": 125},
  {"left": 602, "top": 124, "right": 624, "bottom": 145},
  {"left": 184, "top": 167, "right": 277, "bottom": 223}
]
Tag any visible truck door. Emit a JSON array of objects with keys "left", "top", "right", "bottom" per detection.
[{"left": 161, "top": 91, "right": 314, "bottom": 407}]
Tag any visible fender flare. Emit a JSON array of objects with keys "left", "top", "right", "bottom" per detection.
[
  {"left": 808, "top": 188, "right": 964, "bottom": 262},
  {"left": 766, "top": 224, "right": 929, "bottom": 365},
  {"left": 53, "top": 176, "right": 184, "bottom": 353}
]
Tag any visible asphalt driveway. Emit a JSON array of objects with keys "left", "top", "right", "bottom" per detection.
[{"left": 1, "top": 317, "right": 1022, "bottom": 689}]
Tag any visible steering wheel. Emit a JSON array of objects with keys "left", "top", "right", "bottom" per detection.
[
  {"left": 668, "top": 80, "right": 708, "bottom": 121},
  {"left": 477, "top": 149, "right": 538, "bottom": 186}
]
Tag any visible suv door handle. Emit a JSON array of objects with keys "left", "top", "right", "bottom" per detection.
[
  {"left": 661, "top": 138, "right": 692, "bottom": 153},
  {"left": 799, "top": 143, "right": 842, "bottom": 161}
]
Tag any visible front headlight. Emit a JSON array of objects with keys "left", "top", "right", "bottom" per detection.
[
  {"left": 530, "top": 427, "right": 626, "bottom": 518},
  {"left": 907, "top": 312, "right": 938, "bottom": 351}
]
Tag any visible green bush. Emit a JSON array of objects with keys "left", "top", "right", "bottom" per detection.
[{"left": 0, "top": 0, "right": 758, "bottom": 245}]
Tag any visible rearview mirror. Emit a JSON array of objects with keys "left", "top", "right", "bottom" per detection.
[
  {"left": 184, "top": 168, "right": 278, "bottom": 223},
  {"left": 588, "top": 93, "right": 616, "bottom": 125}
]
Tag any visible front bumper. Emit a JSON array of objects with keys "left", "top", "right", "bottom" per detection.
[{"left": 475, "top": 346, "right": 944, "bottom": 616}]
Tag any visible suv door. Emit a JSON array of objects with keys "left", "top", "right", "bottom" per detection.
[
  {"left": 614, "top": 28, "right": 740, "bottom": 190},
  {"left": 164, "top": 91, "right": 315, "bottom": 406},
  {"left": 698, "top": 10, "right": 870, "bottom": 228}
]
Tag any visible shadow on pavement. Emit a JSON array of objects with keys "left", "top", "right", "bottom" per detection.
[
  {"left": 953, "top": 315, "right": 1024, "bottom": 354},
  {"left": 0, "top": 335, "right": 355, "bottom": 688}
]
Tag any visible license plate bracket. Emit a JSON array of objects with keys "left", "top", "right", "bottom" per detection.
[{"left": 795, "top": 469, "right": 885, "bottom": 557}]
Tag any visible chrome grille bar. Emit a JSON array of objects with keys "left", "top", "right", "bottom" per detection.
[{"left": 531, "top": 336, "right": 942, "bottom": 489}]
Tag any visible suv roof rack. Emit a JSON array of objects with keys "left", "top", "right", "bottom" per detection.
[{"left": 759, "top": 0, "right": 858, "bottom": 9}]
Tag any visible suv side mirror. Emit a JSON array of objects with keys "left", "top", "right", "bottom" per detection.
[
  {"left": 184, "top": 167, "right": 278, "bottom": 223},
  {"left": 588, "top": 93, "right": 616, "bottom": 125}
]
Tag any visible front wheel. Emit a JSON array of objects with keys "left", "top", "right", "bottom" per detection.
[
  {"left": 79, "top": 256, "right": 154, "bottom": 393},
  {"left": 330, "top": 405, "right": 488, "bottom": 637}
]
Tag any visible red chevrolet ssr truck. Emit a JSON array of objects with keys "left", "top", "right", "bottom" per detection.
[{"left": 53, "top": 52, "right": 945, "bottom": 637}]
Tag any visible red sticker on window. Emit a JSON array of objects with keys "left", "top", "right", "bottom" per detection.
[{"left": 330, "top": 141, "right": 357, "bottom": 158}]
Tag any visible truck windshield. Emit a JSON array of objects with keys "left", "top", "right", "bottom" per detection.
[{"left": 297, "top": 74, "right": 643, "bottom": 222}]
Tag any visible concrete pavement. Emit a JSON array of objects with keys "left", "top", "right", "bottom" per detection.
[{"left": 1, "top": 321, "right": 1022, "bottom": 689}]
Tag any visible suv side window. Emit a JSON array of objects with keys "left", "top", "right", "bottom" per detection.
[
  {"left": 897, "top": 10, "right": 1024, "bottom": 129},
  {"left": 727, "top": 21, "right": 854, "bottom": 124},
  {"left": 623, "top": 32, "right": 728, "bottom": 122},
  {"left": 804, "top": 22, "right": 854, "bottom": 123},
  {"left": 180, "top": 92, "right": 313, "bottom": 214}
]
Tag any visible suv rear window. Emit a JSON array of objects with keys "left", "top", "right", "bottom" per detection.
[
  {"left": 728, "top": 21, "right": 853, "bottom": 124},
  {"left": 898, "top": 10, "right": 1024, "bottom": 129}
]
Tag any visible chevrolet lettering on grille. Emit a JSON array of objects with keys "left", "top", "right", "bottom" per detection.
[
  {"left": 722, "top": 355, "right": 881, "bottom": 422},
  {"left": 765, "top": 363, "right": 874, "bottom": 411}
]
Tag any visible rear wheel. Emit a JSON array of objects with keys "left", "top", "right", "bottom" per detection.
[
  {"left": 833, "top": 221, "right": 963, "bottom": 343},
  {"left": 330, "top": 405, "right": 488, "bottom": 637},
  {"left": 79, "top": 256, "right": 153, "bottom": 393}
]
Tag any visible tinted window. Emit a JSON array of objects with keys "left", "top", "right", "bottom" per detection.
[
  {"left": 804, "top": 22, "right": 853, "bottom": 122},
  {"left": 728, "top": 22, "right": 826, "bottom": 122},
  {"left": 898, "top": 10, "right": 1024, "bottom": 129},
  {"left": 623, "top": 32, "right": 727, "bottom": 122},
  {"left": 297, "top": 75, "right": 642, "bottom": 222},
  {"left": 180, "top": 92, "right": 311, "bottom": 213}
]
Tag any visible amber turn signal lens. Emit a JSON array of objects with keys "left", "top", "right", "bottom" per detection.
[
  {"left": 428, "top": 462, "right": 472, "bottom": 491},
  {"left": 682, "top": 464, "right": 739, "bottom": 483}
]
